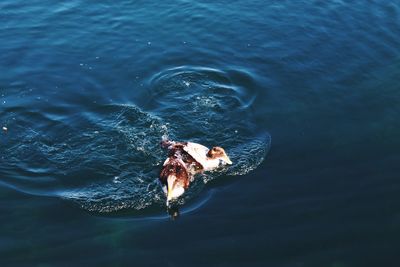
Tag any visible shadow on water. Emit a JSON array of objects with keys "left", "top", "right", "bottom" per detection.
[{"left": 0, "top": 65, "right": 271, "bottom": 218}]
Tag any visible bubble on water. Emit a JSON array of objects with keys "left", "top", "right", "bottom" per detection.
[
  {"left": 143, "top": 65, "right": 271, "bottom": 189},
  {"left": 0, "top": 66, "right": 270, "bottom": 216},
  {"left": 113, "top": 176, "right": 121, "bottom": 184}
]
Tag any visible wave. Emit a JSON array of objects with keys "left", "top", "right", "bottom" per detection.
[{"left": 0, "top": 66, "right": 271, "bottom": 215}]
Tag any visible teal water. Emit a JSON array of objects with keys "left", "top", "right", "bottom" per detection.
[{"left": 1, "top": 1, "right": 400, "bottom": 266}]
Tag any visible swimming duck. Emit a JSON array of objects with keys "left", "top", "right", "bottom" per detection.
[{"left": 159, "top": 140, "right": 232, "bottom": 204}]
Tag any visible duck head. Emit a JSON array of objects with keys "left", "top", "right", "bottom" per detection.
[{"left": 207, "top": 146, "right": 233, "bottom": 165}]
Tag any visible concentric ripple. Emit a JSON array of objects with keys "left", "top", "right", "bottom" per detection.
[
  {"left": 0, "top": 66, "right": 270, "bottom": 215},
  {"left": 142, "top": 66, "right": 270, "bottom": 184}
]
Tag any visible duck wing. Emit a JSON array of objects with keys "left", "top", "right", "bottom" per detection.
[{"left": 183, "top": 142, "right": 209, "bottom": 167}]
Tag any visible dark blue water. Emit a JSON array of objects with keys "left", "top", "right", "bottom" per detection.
[{"left": 1, "top": 1, "right": 400, "bottom": 266}]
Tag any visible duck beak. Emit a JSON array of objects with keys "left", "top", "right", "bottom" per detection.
[
  {"left": 223, "top": 154, "right": 233, "bottom": 165},
  {"left": 166, "top": 175, "right": 175, "bottom": 205},
  {"left": 166, "top": 184, "right": 173, "bottom": 206},
  {"left": 166, "top": 175, "right": 185, "bottom": 205},
  {"left": 167, "top": 187, "right": 173, "bottom": 201}
]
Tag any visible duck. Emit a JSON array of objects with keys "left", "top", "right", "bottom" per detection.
[{"left": 159, "top": 139, "right": 232, "bottom": 205}]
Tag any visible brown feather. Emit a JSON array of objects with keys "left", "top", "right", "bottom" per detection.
[
  {"left": 159, "top": 141, "right": 204, "bottom": 190},
  {"left": 160, "top": 158, "right": 190, "bottom": 189}
]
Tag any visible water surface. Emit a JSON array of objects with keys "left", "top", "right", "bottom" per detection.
[{"left": 0, "top": 0, "right": 399, "bottom": 266}]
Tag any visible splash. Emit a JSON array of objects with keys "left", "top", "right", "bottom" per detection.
[
  {"left": 0, "top": 66, "right": 271, "bottom": 215},
  {"left": 139, "top": 66, "right": 271, "bottom": 197}
]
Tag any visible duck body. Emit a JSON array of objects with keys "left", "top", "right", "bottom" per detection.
[{"left": 159, "top": 139, "right": 232, "bottom": 204}]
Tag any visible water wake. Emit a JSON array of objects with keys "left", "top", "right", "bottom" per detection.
[{"left": 0, "top": 66, "right": 271, "bottom": 215}]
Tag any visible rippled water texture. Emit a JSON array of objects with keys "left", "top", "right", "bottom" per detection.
[
  {"left": 0, "top": 0, "right": 399, "bottom": 266},
  {"left": 0, "top": 65, "right": 270, "bottom": 214}
]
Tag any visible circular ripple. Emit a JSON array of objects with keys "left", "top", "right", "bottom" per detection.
[
  {"left": 0, "top": 66, "right": 270, "bottom": 215},
  {"left": 142, "top": 66, "right": 271, "bottom": 185}
]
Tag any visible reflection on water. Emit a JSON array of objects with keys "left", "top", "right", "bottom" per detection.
[{"left": 167, "top": 205, "right": 180, "bottom": 220}]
